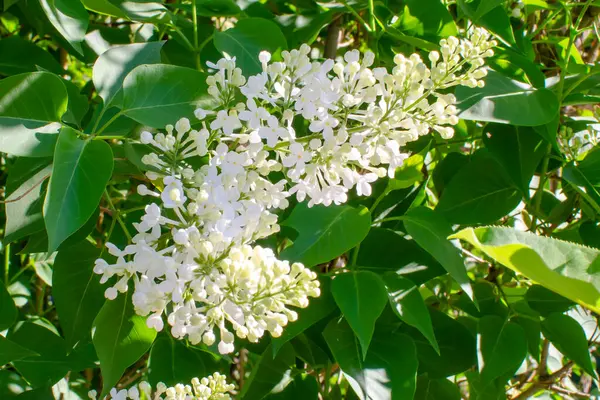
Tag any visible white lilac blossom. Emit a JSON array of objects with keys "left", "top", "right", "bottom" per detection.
[
  {"left": 88, "top": 373, "right": 234, "bottom": 400},
  {"left": 95, "top": 28, "right": 495, "bottom": 354}
]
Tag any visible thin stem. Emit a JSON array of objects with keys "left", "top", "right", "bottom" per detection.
[
  {"left": 94, "top": 111, "right": 123, "bottom": 137},
  {"left": 191, "top": 0, "right": 200, "bottom": 71},
  {"left": 104, "top": 190, "right": 132, "bottom": 242},
  {"left": 339, "top": 0, "right": 372, "bottom": 32},
  {"left": 372, "top": 215, "right": 406, "bottom": 225},
  {"left": 368, "top": 0, "right": 376, "bottom": 32},
  {"left": 93, "top": 135, "right": 127, "bottom": 141},
  {"left": 4, "top": 244, "right": 9, "bottom": 284},
  {"left": 530, "top": 144, "right": 552, "bottom": 232}
]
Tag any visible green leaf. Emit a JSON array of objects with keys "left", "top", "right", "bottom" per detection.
[
  {"left": 8, "top": 321, "right": 73, "bottom": 387},
  {"left": 62, "top": 79, "right": 89, "bottom": 127},
  {"left": 53, "top": 241, "right": 104, "bottom": 349},
  {"left": 356, "top": 228, "right": 446, "bottom": 285},
  {"left": 323, "top": 318, "right": 418, "bottom": 400},
  {"left": 403, "top": 207, "right": 473, "bottom": 299},
  {"left": 395, "top": 0, "right": 458, "bottom": 40},
  {"left": 15, "top": 388, "right": 53, "bottom": 399},
  {"left": 122, "top": 64, "right": 212, "bottom": 128},
  {"left": 512, "top": 316, "right": 541, "bottom": 360},
  {"left": 39, "top": 0, "right": 89, "bottom": 54},
  {"left": 455, "top": 70, "right": 560, "bottom": 126},
  {"left": 43, "top": 126, "right": 113, "bottom": 252},
  {"left": 458, "top": 0, "right": 515, "bottom": 44},
  {"left": 148, "top": 334, "right": 220, "bottom": 387},
  {"left": 92, "top": 291, "right": 157, "bottom": 397},
  {"left": 92, "top": 42, "right": 163, "bottom": 109},
  {"left": 4, "top": 157, "right": 52, "bottom": 244},
  {"left": 196, "top": 0, "right": 240, "bottom": 16},
  {"left": 401, "top": 308, "right": 476, "bottom": 378},
  {"left": 383, "top": 273, "right": 439, "bottom": 353},
  {"left": 331, "top": 271, "right": 388, "bottom": 359},
  {"left": 240, "top": 343, "right": 296, "bottom": 400},
  {"left": 436, "top": 152, "right": 521, "bottom": 224},
  {"left": 0, "top": 281, "right": 17, "bottom": 331},
  {"left": 433, "top": 152, "right": 469, "bottom": 197},
  {"left": 525, "top": 285, "right": 574, "bottom": 317},
  {"left": 0, "top": 335, "right": 38, "bottom": 367},
  {"left": 281, "top": 203, "right": 371, "bottom": 268},
  {"left": 272, "top": 277, "right": 337, "bottom": 356},
  {"left": 483, "top": 124, "right": 547, "bottom": 195},
  {"left": 451, "top": 226, "right": 600, "bottom": 315},
  {"left": 214, "top": 18, "right": 287, "bottom": 76},
  {"left": 80, "top": 0, "right": 127, "bottom": 18},
  {"left": 0, "top": 36, "right": 63, "bottom": 76},
  {"left": 541, "top": 313, "right": 596, "bottom": 377},
  {"left": 266, "top": 374, "right": 319, "bottom": 400},
  {"left": 478, "top": 316, "right": 527, "bottom": 386},
  {"left": 0, "top": 72, "right": 67, "bottom": 157},
  {"left": 415, "top": 376, "right": 461, "bottom": 400}
]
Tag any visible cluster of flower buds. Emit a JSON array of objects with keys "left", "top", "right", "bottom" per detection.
[
  {"left": 89, "top": 373, "right": 234, "bottom": 400},
  {"left": 95, "top": 27, "right": 495, "bottom": 354}
]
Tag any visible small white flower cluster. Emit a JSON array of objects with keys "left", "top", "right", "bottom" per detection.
[
  {"left": 88, "top": 373, "right": 234, "bottom": 400},
  {"left": 95, "top": 28, "right": 494, "bottom": 354}
]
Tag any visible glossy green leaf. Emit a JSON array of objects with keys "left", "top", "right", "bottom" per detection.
[
  {"left": 0, "top": 72, "right": 67, "bottom": 157},
  {"left": 214, "top": 18, "right": 287, "bottom": 76},
  {"left": 92, "top": 42, "right": 164, "bottom": 109},
  {"left": 272, "top": 277, "right": 337, "bottom": 356},
  {"left": 383, "top": 273, "right": 438, "bottom": 353},
  {"left": 396, "top": 0, "right": 458, "bottom": 40},
  {"left": 458, "top": 0, "right": 515, "bottom": 44},
  {"left": 436, "top": 152, "right": 521, "bottom": 224},
  {"left": 281, "top": 203, "right": 371, "bottom": 267},
  {"left": 0, "top": 335, "right": 38, "bottom": 366},
  {"left": 148, "top": 334, "right": 220, "bottom": 387},
  {"left": 323, "top": 318, "right": 418, "bottom": 400},
  {"left": 80, "top": 0, "right": 127, "bottom": 18},
  {"left": 266, "top": 374, "right": 319, "bottom": 400},
  {"left": 4, "top": 157, "right": 52, "bottom": 243},
  {"left": 455, "top": 71, "right": 559, "bottom": 126},
  {"left": 44, "top": 126, "right": 113, "bottom": 252},
  {"left": 401, "top": 308, "right": 477, "bottom": 378},
  {"left": 196, "top": 0, "right": 240, "bottom": 16},
  {"left": 525, "top": 285, "right": 574, "bottom": 317},
  {"left": 452, "top": 226, "right": 600, "bottom": 314},
  {"left": 122, "top": 64, "right": 212, "bottom": 128},
  {"left": 403, "top": 207, "right": 473, "bottom": 299},
  {"left": 0, "top": 36, "right": 63, "bottom": 76},
  {"left": 357, "top": 228, "right": 445, "bottom": 285},
  {"left": 483, "top": 124, "right": 547, "bottom": 194},
  {"left": 478, "top": 316, "right": 527, "bottom": 386},
  {"left": 0, "top": 281, "right": 17, "bottom": 331},
  {"left": 62, "top": 79, "right": 89, "bottom": 127},
  {"left": 53, "top": 241, "right": 104, "bottom": 349},
  {"left": 541, "top": 313, "right": 596, "bottom": 377},
  {"left": 512, "top": 316, "right": 541, "bottom": 360},
  {"left": 39, "top": 0, "right": 89, "bottom": 54},
  {"left": 240, "top": 343, "right": 296, "bottom": 400},
  {"left": 415, "top": 376, "right": 461, "bottom": 400},
  {"left": 92, "top": 291, "right": 157, "bottom": 397},
  {"left": 331, "top": 271, "right": 388, "bottom": 359}
]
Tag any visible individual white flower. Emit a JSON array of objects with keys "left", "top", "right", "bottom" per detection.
[
  {"left": 238, "top": 98, "right": 269, "bottom": 129},
  {"left": 283, "top": 142, "right": 312, "bottom": 169},
  {"left": 210, "top": 110, "right": 241, "bottom": 135},
  {"left": 161, "top": 176, "right": 187, "bottom": 208}
]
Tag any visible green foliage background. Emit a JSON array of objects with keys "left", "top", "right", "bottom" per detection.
[{"left": 1, "top": 0, "right": 600, "bottom": 399}]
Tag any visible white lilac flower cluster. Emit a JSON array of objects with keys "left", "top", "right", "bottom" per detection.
[
  {"left": 94, "top": 28, "right": 495, "bottom": 354},
  {"left": 88, "top": 373, "right": 234, "bottom": 400}
]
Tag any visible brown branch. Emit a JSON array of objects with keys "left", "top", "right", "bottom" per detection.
[
  {"left": 324, "top": 15, "right": 342, "bottom": 59},
  {"left": 0, "top": 174, "right": 50, "bottom": 204}
]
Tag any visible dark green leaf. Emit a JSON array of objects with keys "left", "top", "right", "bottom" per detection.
[
  {"left": 4, "top": 157, "right": 52, "bottom": 243},
  {"left": 458, "top": 0, "right": 515, "bottom": 44},
  {"left": 512, "top": 316, "right": 541, "bottom": 360},
  {"left": 92, "top": 42, "right": 163, "bottom": 109},
  {"left": 436, "top": 152, "right": 521, "bottom": 224},
  {"left": 122, "top": 64, "right": 212, "bottom": 128},
  {"left": 0, "top": 72, "right": 67, "bottom": 157},
  {"left": 0, "top": 36, "right": 63, "bottom": 76},
  {"left": 357, "top": 228, "right": 446, "bottom": 285},
  {"left": 92, "top": 291, "right": 157, "bottom": 397},
  {"left": 541, "top": 313, "right": 596, "bottom": 377},
  {"left": 266, "top": 374, "right": 319, "bottom": 400},
  {"left": 403, "top": 207, "right": 473, "bottom": 299},
  {"left": 0, "top": 281, "right": 17, "bottom": 331},
  {"left": 0, "top": 336, "right": 38, "bottom": 366},
  {"left": 383, "top": 273, "right": 438, "bottom": 353},
  {"left": 43, "top": 126, "right": 113, "bottom": 252},
  {"left": 62, "top": 79, "right": 89, "bottom": 127},
  {"left": 39, "top": 0, "right": 89, "bottom": 54},
  {"left": 281, "top": 203, "right": 371, "bottom": 268},
  {"left": 395, "top": 0, "right": 457, "bottom": 40},
  {"left": 455, "top": 71, "right": 560, "bottom": 126},
  {"left": 196, "top": 0, "right": 240, "bottom": 16},
  {"left": 478, "top": 316, "right": 527, "bottom": 386},
  {"left": 483, "top": 124, "right": 547, "bottom": 194},
  {"left": 240, "top": 343, "right": 296, "bottom": 400},
  {"left": 415, "top": 375, "right": 461, "bottom": 400},
  {"left": 331, "top": 271, "right": 388, "bottom": 359},
  {"left": 214, "top": 18, "right": 287, "bottom": 76},
  {"left": 323, "top": 318, "right": 418, "bottom": 399},
  {"left": 53, "top": 241, "right": 104, "bottom": 349},
  {"left": 526, "top": 285, "right": 574, "bottom": 317}
]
